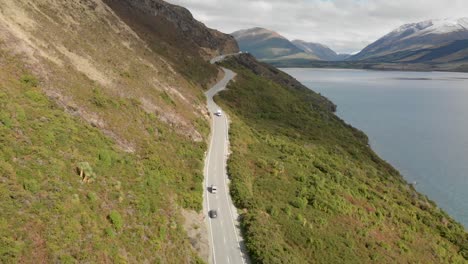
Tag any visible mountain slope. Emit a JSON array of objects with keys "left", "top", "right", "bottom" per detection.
[
  {"left": 0, "top": 0, "right": 235, "bottom": 262},
  {"left": 231, "top": 27, "right": 309, "bottom": 60},
  {"left": 231, "top": 27, "right": 351, "bottom": 67},
  {"left": 104, "top": 0, "right": 238, "bottom": 59},
  {"left": 351, "top": 17, "right": 468, "bottom": 61},
  {"left": 217, "top": 54, "right": 468, "bottom": 263},
  {"left": 357, "top": 39, "right": 468, "bottom": 64},
  {"left": 292, "top": 40, "right": 350, "bottom": 61}
]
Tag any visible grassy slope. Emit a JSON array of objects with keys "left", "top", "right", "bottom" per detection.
[
  {"left": 103, "top": 0, "right": 221, "bottom": 90},
  {"left": 0, "top": 42, "right": 208, "bottom": 264},
  {"left": 217, "top": 55, "right": 468, "bottom": 263},
  {"left": 0, "top": 0, "right": 222, "bottom": 262}
]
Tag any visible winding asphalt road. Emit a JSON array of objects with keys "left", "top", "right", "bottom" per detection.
[{"left": 204, "top": 55, "right": 250, "bottom": 264}]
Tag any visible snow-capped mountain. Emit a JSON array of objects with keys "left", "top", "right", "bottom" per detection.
[
  {"left": 393, "top": 18, "right": 468, "bottom": 36},
  {"left": 351, "top": 17, "right": 468, "bottom": 61}
]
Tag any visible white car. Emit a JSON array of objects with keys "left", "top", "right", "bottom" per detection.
[
  {"left": 211, "top": 184, "right": 218, "bottom": 194},
  {"left": 214, "top": 109, "right": 222, "bottom": 116}
]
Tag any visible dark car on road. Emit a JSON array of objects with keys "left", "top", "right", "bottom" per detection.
[{"left": 209, "top": 209, "right": 218, "bottom": 218}]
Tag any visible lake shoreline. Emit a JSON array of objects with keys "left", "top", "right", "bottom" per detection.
[
  {"left": 270, "top": 60, "right": 468, "bottom": 73},
  {"left": 283, "top": 67, "right": 468, "bottom": 228}
]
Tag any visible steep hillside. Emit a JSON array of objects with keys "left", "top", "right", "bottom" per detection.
[
  {"left": 0, "top": 0, "right": 232, "bottom": 262},
  {"left": 292, "top": 40, "right": 350, "bottom": 61},
  {"left": 217, "top": 54, "right": 468, "bottom": 263},
  {"left": 351, "top": 18, "right": 468, "bottom": 62},
  {"left": 104, "top": 0, "right": 238, "bottom": 60},
  {"left": 231, "top": 27, "right": 309, "bottom": 60}
]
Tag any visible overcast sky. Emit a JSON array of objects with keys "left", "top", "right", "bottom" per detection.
[{"left": 166, "top": 0, "right": 468, "bottom": 54}]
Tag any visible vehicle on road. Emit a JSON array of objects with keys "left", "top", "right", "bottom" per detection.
[
  {"left": 211, "top": 184, "right": 218, "bottom": 194},
  {"left": 209, "top": 209, "right": 218, "bottom": 218},
  {"left": 214, "top": 109, "right": 222, "bottom": 116}
]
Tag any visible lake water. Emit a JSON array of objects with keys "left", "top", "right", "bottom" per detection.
[{"left": 282, "top": 68, "right": 468, "bottom": 228}]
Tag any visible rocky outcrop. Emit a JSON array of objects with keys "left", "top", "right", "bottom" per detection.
[{"left": 104, "top": 0, "right": 238, "bottom": 58}]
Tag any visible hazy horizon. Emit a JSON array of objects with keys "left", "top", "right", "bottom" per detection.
[{"left": 167, "top": 0, "right": 468, "bottom": 54}]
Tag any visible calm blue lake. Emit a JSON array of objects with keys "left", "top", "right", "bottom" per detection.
[{"left": 283, "top": 68, "right": 468, "bottom": 228}]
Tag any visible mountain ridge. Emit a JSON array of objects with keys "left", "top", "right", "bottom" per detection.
[
  {"left": 231, "top": 27, "right": 348, "bottom": 61},
  {"left": 231, "top": 27, "right": 305, "bottom": 60},
  {"left": 351, "top": 17, "right": 468, "bottom": 62},
  {"left": 292, "top": 40, "right": 351, "bottom": 61},
  {"left": 271, "top": 17, "right": 468, "bottom": 71},
  {"left": 104, "top": 0, "right": 238, "bottom": 59}
]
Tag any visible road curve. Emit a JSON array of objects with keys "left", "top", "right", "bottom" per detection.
[{"left": 204, "top": 56, "right": 250, "bottom": 264}]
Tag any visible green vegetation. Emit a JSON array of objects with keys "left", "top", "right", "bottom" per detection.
[
  {"left": 0, "top": 0, "right": 235, "bottom": 262},
  {"left": 108, "top": 210, "right": 124, "bottom": 231},
  {"left": 7, "top": 0, "right": 468, "bottom": 263},
  {"left": 19, "top": 74, "right": 39, "bottom": 87},
  {"left": 0, "top": 0, "right": 237, "bottom": 260},
  {"left": 0, "top": 51, "right": 207, "bottom": 263},
  {"left": 77, "top": 162, "right": 96, "bottom": 182},
  {"left": 218, "top": 55, "right": 468, "bottom": 263}
]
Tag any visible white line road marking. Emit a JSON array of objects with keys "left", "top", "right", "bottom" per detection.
[
  {"left": 205, "top": 111, "right": 216, "bottom": 264},
  {"left": 205, "top": 56, "right": 248, "bottom": 264}
]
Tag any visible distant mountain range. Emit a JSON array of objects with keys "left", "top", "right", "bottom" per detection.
[
  {"left": 231, "top": 27, "right": 349, "bottom": 62},
  {"left": 291, "top": 40, "right": 351, "bottom": 61},
  {"left": 231, "top": 27, "right": 306, "bottom": 59},
  {"left": 350, "top": 17, "right": 468, "bottom": 64},
  {"left": 242, "top": 18, "right": 468, "bottom": 72}
]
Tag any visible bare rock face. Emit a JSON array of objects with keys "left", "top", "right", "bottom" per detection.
[{"left": 105, "top": 0, "right": 238, "bottom": 57}]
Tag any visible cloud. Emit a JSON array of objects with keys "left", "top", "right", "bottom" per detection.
[{"left": 166, "top": 0, "right": 468, "bottom": 53}]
